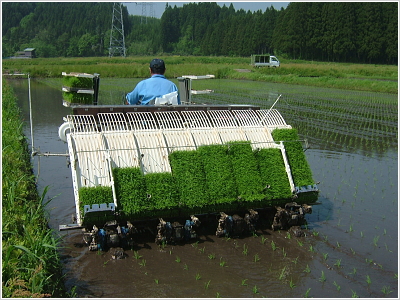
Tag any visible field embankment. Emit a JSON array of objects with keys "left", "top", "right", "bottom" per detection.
[
  {"left": 2, "top": 56, "right": 397, "bottom": 94},
  {"left": 2, "top": 79, "right": 67, "bottom": 297}
]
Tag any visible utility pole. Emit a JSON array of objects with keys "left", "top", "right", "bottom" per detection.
[{"left": 109, "top": 2, "right": 126, "bottom": 57}]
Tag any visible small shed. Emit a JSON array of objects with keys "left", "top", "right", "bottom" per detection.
[
  {"left": 14, "top": 48, "right": 36, "bottom": 58},
  {"left": 23, "top": 48, "right": 36, "bottom": 58}
]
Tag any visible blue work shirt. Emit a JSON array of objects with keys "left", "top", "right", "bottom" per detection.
[{"left": 126, "top": 74, "right": 180, "bottom": 105}]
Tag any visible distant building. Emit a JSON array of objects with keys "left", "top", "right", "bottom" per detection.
[{"left": 13, "top": 48, "right": 36, "bottom": 59}]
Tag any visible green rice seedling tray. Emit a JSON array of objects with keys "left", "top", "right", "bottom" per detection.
[
  {"left": 113, "top": 167, "right": 147, "bottom": 215},
  {"left": 271, "top": 128, "right": 315, "bottom": 187},
  {"left": 255, "top": 147, "right": 292, "bottom": 200},
  {"left": 227, "top": 141, "right": 266, "bottom": 202},
  {"left": 197, "top": 144, "right": 237, "bottom": 205},
  {"left": 169, "top": 150, "right": 208, "bottom": 208}
]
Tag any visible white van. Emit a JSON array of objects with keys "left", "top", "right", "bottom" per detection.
[{"left": 251, "top": 55, "right": 280, "bottom": 67}]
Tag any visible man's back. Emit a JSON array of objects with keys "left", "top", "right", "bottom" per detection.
[{"left": 126, "top": 59, "right": 180, "bottom": 105}]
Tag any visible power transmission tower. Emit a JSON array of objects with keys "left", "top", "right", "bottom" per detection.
[
  {"left": 135, "top": 2, "right": 154, "bottom": 24},
  {"left": 109, "top": 2, "right": 126, "bottom": 57}
]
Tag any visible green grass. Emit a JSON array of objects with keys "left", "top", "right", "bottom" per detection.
[
  {"left": 3, "top": 56, "right": 397, "bottom": 94},
  {"left": 2, "top": 79, "right": 67, "bottom": 297}
]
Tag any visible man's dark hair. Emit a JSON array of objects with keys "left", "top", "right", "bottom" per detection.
[{"left": 150, "top": 58, "right": 166, "bottom": 74}]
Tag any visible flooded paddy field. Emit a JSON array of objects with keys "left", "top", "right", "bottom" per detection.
[{"left": 9, "top": 78, "right": 398, "bottom": 298}]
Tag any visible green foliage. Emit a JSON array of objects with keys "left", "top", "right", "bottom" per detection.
[
  {"left": 145, "top": 172, "right": 180, "bottom": 210},
  {"left": 271, "top": 128, "right": 314, "bottom": 187},
  {"left": 197, "top": 144, "right": 237, "bottom": 204},
  {"left": 227, "top": 141, "right": 265, "bottom": 202},
  {"left": 169, "top": 150, "right": 207, "bottom": 208},
  {"left": 62, "top": 76, "right": 93, "bottom": 88},
  {"left": 78, "top": 186, "right": 113, "bottom": 212},
  {"left": 113, "top": 167, "right": 147, "bottom": 215},
  {"left": 255, "top": 148, "right": 292, "bottom": 199},
  {"left": 2, "top": 80, "right": 66, "bottom": 297}
]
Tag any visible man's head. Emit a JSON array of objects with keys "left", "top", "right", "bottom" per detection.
[{"left": 150, "top": 58, "right": 166, "bottom": 75}]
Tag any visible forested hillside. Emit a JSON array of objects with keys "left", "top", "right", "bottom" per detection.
[{"left": 2, "top": 2, "right": 397, "bottom": 64}]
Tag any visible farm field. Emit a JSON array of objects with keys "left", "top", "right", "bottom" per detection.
[
  {"left": 4, "top": 56, "right": 398, "bottom": 94},
  {"left": 7, "top": 76, "right": 398, "bottom": 298}
]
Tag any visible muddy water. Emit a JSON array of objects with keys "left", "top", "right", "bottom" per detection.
[{"left": 8, "top": 78, "right": 397, "bottom": 298}]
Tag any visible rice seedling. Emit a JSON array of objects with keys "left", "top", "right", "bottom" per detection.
[
  {"left": 286, "top": 232, "right": 291, "bottom": 239},
  {"left": 334, "top": 259, "right": 342, "bottom": 268},
  {"left": 241, "top": 279, "right": 248, "bottom": 286},
  {"left": 138, "top": 259, "right": 147, "bottom": 267},
  {"left": 183, "top": 264, "right": 188, "bottom": 271},
  {"left": 261, "top": 236, "right": 268, "bottom": 244},
  {"left": 252, "top": 285, "right": 259, "bottom": 294},
  {"left": 204, "top": 280, "right": 211, "bottom": 290},
  {"left": 271, "top": 240, "right": 277, "bottom": 251},
  {"left": 319, "top": 271, "right": 326, "bottom": 283},
  {"left": 195, "top": 273, "right": 201, "bottom": 280},
  {"left": 175, "top": 256, "right": 181, "bottom": 263},
  {"left": 199, "top": 246, "right": 205, "bottom": 254},
  {"left": 373, "top": 235, "right": 380, "bottom": 247},
  {"left": 154, "top": 279, "right": 159, "bottom": 284},
  {"left": 351, "top": 289, "right": 359, "bottom": 298},
  {"left": 384, "top": 243, "right": 392, "bottom": 253},
  {"left": 216, "top": 292, "right": 220, "bottom": 298},
  {"left": 279, "top": 266, "right": 287, "bottom": 280},
  {"left": 312, "top": 230, "right": 319, "bottom": 237},
  {"left": 381, "top": 286, "right": 393, "bottom": 296},
  {"left": 292, "top": 257, "right": 299, "bottom": 265},
  {"left": 133, "top": 251, "right": 142, "bottom": 260},
  {"left": 333, "top": 281, "right": 341, "bottom": 291},
  {"left": 303, "top": 265, "right": 311, "bottom": 273},
  {"left": 297, "top": 240, "right": 304, "bottom": 247},
  {"left": 350, "top": 248, "right": 356, "bottom": 255},
  {"left": 366, "top": 275, "right": 371, "bottom": 286},
  {"left": 308, "top": 245, "right": 315, "bottom": 253},
  {"left": 304, "top": 288, "right": 311, "bottom": 298},
  {"left": 208, "top": 253, "right": 216, "bottom": 260},
  {"left": 282, "top": 247, "right": 287, "bottom": 258},
  {"left": 253, "top": 254, "right": 260, "bottom": 263},
  {"left": 289, "top": 278, "right": 296, "bottom": 289},
  {"left": 219, "top": 258, "right": 227, "bottom": 267},
  {"left": 242, "top": 244, "right": 248, "bottom": 255}
]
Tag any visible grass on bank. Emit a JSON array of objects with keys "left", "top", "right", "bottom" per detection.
[
  {"left": 2, "top": 79, "right": 67, "bottom": 297},
  {"left": 2, "top": 56, "right": 397, "bottom": 94}
]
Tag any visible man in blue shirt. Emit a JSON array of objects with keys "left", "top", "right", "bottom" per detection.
[{"left": 126, "top": 58, "right": 180, "bottom": 105}]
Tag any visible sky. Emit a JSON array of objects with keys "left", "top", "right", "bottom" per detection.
[{"left": 124, "top": 2, "right": 290, "bottom": 19}]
